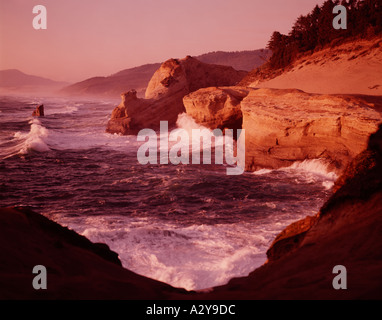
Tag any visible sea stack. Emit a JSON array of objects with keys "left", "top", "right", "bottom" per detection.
[{"left": 32, "top": 104, "right": 44, "bottom": 117}]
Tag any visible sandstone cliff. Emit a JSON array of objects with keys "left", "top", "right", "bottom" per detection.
[
  {"left": 106, "top": 56, "right": 247, "bottom": 135},
  {"left": 184, "top": 87, "right": 382, "bottom": 173}
]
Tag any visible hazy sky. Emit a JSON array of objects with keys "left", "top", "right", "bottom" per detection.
[{"left": 0, "top": 0, "right": 326, "bottom": 82}]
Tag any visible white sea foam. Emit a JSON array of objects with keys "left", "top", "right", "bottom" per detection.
[
  {"left": 6, "top": 118, "right": 50, "bottom": 156},
  {"left": 176, "top": 112, "right": 209, "bottom": 133},
  {"left": 252, "top": 168, "right": 273, "bottom": 175},
  {"left": 281, "top": 159, "right": 338, "bottom": 189},
  {"left": 286, "top": 159, "right": 337, "bottom": 179},
  {"left": 174, "top": 113, "right": 242, "bottom": 173},
  {"left": 253, "top": 158, "right": 337, "bottom": 189},
  {"left": 175, "top": 113, "right": 225, "bottom": 149},
  {"left": 45, "top": 105, "right": 79, "bottom": 116},
  {"left": 46, "top": 129, "right": 137, "bottom": 152},
  {"left": 56, "top": 208, "right": 312, "bottom": 291},
  {"left": 57, "top": 215, "right": 277, "bottom": 291},
  {"left": 26, "top": 100, "right": 42, "bottom": 105}
]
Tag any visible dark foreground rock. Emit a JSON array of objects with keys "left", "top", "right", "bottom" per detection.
[{"left": 0, "top": 207, "right": 186, "bottom": 299}]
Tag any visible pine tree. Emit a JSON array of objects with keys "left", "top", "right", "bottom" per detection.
[{"left": 264, "top": 0, "right": 381, "bottom": 71}]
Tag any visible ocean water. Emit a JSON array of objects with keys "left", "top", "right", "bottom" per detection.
[{"left": 0, "top": 94, "right": 336, "bottom": 291}]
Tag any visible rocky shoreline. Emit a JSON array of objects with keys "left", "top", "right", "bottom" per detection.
[{"left": 1, "top": 124, "right": 381, "bottom": 299}]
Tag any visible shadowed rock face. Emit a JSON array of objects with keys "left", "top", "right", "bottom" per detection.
[
  {"left": 184, "top": 87, "right": 382, "bottom": 173},
  {"left": 0, "top": 206, "right": 186, "bottom": 299},
  {"left": 106, "top": 56, "right": 247, "bottom": 135}
]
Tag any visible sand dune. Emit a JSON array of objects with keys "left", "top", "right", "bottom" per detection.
[{"left": 253, "top": 37, "right": 382, "bottom": 96}]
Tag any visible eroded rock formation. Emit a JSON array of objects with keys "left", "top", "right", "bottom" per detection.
[
  {"left": 183, "top": 86, "right": 250, "bottom": 131},
  {"left": 184, "top": 87, "right": 382, "bottom": 173},
  {"left": 106, "top": 56, "right": 247, "bottom": 135}
]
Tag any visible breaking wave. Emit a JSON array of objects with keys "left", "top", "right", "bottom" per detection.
[
  {"left": 3, "top": 118, "right": 50, "bottom": 158},
  {"left": 253, "top": 158, "right": 338, "bottom": 190},
  {"left": 57, "top": 215, "right": 273, "bottom": 291},
  {"left": 282, "top": 159, "right": 338, "bottom": 189}
]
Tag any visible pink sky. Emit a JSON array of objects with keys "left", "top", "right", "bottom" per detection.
[{"left": 0, "top": 0, "right": 326, "bottom": 83}]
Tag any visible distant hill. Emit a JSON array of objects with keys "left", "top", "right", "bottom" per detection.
[
  {"left": 61, "top": 49, "right": 270, "bottom": 98},
  {"left": 61, "top": 63, "right": 161, "bottom": 98},
  {"left": 196, "top": 49, "right": 271, "bottom": 72},
  {"left": 0, "top": 69, "right": 68, "bottom": 93}
]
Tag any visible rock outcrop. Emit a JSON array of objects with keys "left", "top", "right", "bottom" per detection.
[
  {"left": 184, "top": 87, "right": 382, "bottom": 173},
  {"left": 0, "top": 206, "right": 186, "bottom": 299},
  {"left": 186, "top": 124, "right": 382, "bottom": 300},
  {"left": 106, "top": 56, "right": 247, "bottom": 135},
  {"left": 242, "top": 89, "right": 381, "bottom": 172},
  {"left": 183, "top": 86, "right": 250, "bottom": 131},
  {"left": 32, "top": 104, "right": 44, "bottom": 117}
]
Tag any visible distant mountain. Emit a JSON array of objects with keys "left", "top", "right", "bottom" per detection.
[
  {"left": 61, "top": 49, "right": 271, "bottom": 98},
  {"left": 0, "top": 69, "right": 68, "bottom": 93}
]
